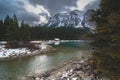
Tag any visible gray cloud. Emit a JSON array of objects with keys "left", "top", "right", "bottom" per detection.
[
  {"left": 0, "top": 0, "right": 101, "bottom": 25},
  {"left": 29, "top": 0, "right": 77, "bottom": 15},
  {"left": 0, "top": 0, "right": 24, "bottom": 18},
  {"left": 0, "top": 0, "right": 47, "bottom": 25},
  {"left": 84, "top": 0, "right": 101, "bottom": 11},
  {"left": 29, "top": 0, "right": 101, "bottom": 15},
  {"left": 17, "top": 11, "right": 40, "bottom": 26},
  {"left": 0, "top": 1, "right": 36, "bottom": 25}
]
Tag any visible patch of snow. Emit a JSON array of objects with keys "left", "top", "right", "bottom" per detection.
[
  {"left": 0, "top": 46, "right": 31, "bottom": 58},
  {"left": 0, "top": 41, "right": 7, "bottom": 44},
  {"left": 0, "top": 42, "right": 49, "bottom": 59},
  {"left": 39, "top": 43, "right": 47, "bottom": 50}
]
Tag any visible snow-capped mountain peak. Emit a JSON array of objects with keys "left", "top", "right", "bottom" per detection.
[{"left": 47, "top": 10, "right": 84, "bottom": 27}]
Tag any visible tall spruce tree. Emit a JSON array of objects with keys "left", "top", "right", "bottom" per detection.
[
  {"left": 5, "top": 15, "right": 14, "bottom": 41},
  {"left": 20, "top": 20, "right": 31, "bottom": 41},
  {"left": 13, "top": 14, "right": 19, "bottom": 41},
  {"left": 92, "top": 0, "right": 120, "bottom": 79},
  {"left": 0, "top": 20, "right": 5, "bottom": 40},
  {"left": 5, "top": 14, "right": 19, "bottom": 41}
]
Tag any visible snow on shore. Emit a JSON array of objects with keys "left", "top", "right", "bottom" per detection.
[
  {"left": 0, "top": 45, "right": 31, "bottom": 58},
  {"left": 40, "top": 43, "right": 47, "bottom": 49},
  {"left": 0, "top": 43, "right": 49, "bottom": 59}
]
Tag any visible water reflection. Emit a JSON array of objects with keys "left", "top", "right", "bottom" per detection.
[{"left": 27, "top": 55, "right": 49, "bottom": 74}]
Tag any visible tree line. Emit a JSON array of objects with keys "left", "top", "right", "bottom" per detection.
[
  {"left": 91, "top": 0, "right": 120, "bottom": 79},
  {"left": 0, "top": 15, "right": 91, "bottom": 41}
]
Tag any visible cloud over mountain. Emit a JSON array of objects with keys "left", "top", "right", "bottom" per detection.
[{"left": 0, "top": 0, "right": 100, "bottom": 25}]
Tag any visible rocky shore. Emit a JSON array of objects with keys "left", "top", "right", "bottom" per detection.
[
  {"left": 27, "top": 55, "right": 110, "bottom": 80},
  {"left": 0, "top": 42, "right": 52, "bottom": 61}
]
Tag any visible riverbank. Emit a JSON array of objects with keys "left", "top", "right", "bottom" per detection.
[
  {"left": 0, "top": 42, "right": 52, "bottom": 61},
  {"left": 27, "top": 55, "right": 110, "bottom": 80}
]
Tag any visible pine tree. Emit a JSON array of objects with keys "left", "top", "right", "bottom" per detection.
[
  {"left": 5, "top": 15, "right": 14, "bottom": 41},
  {"left": 0, "top": 20, "right": 5, "bottom": 40},
  {"left": 92, "top": 0, "right": 120, "bottom": 79},
  {"left": 13, "top": 14, "right": 19, "bottom": 41},
  {"left": 5, "top": 14, "right": 19, "bottom": 41},
  {"left": 20, "top": 20, "right": 31, "bottom": 41}
]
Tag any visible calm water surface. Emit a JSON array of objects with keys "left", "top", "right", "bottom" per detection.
[{"left": 0, "top": 41, "right": 91, "bottom": 80}]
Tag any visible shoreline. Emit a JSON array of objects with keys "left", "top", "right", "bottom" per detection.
[
  {"left": 0, "top": 44, "right": 52, "bottom": 61},
  {"left": 27, "top": 55, "right": 109, "bottom": 80}
]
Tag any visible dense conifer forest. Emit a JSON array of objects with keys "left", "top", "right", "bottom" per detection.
[{"left": 0, "top": 15, "right": 91, "bottom": 41}]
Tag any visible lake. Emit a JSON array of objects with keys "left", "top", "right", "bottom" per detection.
[{"left": 0, "top": 41, "right": 91, "bottom": 80}]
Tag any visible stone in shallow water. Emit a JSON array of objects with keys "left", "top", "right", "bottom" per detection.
[{"left": 35, "top": 77, "right": 40, "bottom": 80}]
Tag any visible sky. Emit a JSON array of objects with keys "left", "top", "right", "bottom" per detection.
[{"left": 0, "top": 0, "right": 101, "bottom": 26}]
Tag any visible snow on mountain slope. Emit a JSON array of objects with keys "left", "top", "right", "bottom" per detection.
[
  {"left": 47, "top": 9, "right": 96, "bottom": 29},
  {"left": 47, "top": 10, "right": 84, "bottom": 27},
  {"left": 82, "top": 10, "right": 96, "bottom": 29}
]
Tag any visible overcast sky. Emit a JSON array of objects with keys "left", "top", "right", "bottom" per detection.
[{"left": 0, "top": 0, "right": 101, "bottom": 26}]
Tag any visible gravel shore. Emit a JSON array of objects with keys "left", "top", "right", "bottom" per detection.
[{"left": 27, "top": 55, "right": 110, "bottom": 80}]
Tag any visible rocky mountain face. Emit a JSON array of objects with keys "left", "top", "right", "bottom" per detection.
[
  {"left": 47, "top": 10, "right": 84, "bottom": 27},
  {"left": 82, "top": 10, "right": 96, "bottom": 29},
  {"left": 47, "top": 10, "right": 96, "bottom": 29}
]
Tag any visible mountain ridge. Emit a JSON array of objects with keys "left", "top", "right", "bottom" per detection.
[
  {"left": 47, "top": 10, "right": 84, "bottom": 27},
  {"left": 44, "top": 9, "right": 96, "bottom": 29}
]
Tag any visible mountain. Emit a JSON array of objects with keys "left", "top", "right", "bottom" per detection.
[
  {"left": 82, "top": 10, "right": 96, "bottom": 29},
  {"left": 47, "top": 10, "right": 96, "bottom": 29},
  {"left": 47, "top": 10, "right": 84, "bottom": 27}
]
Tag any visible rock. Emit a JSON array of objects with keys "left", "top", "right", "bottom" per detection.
[
  {"left": 82, "top": 77, "right": 92, "bottom": 80},
  {"left": 61, "top": 72, "right": 69, "bottom": 79},
  {"left": 70, "top": 73, "right": 77, "bottom": 78},
  {"left": 80, "top": 60, "right": 84, "bottom": 64},
  {"left": 83, "top": 61, "right": 89, "bottom": 67},
  {"left": 71, "top": 77, "right": 77, "bottom": 80},
  {"left": 27, "top": 76, "right": 36, "bottom": 80},
  {"left": 70, "top": 60, "right": 73, "bottom": 63},
  {"left": 102, "top": 77, "right": 110, "bottom": 80},
  {"left": 64, "top": 63, "right": 67, "bottom": 65},
  {"left": 52, "top": 67, "right": 57, "bottom": 70},
  {"left": 93, "top": 70, "right": 99, "bottom": 75},
  {"left": 42, "top": 71, "right": 50, "bottom": 77},
  {"left": 35, "top": 77, "right": 40, "bottom": 80},
  {"left": 91, "top": 77, "right": 96, "bottom": 80},
  {"left": 76, "top": 64, "right": 82, "bottom": 70},
  {"left": 68, "top": 72, "right": 73, "bottom": 76},
  {"left": 40, "top": 77, "right": 45, "bottom": 80},
  {"left": 69, "top": 69, "right": 73, "bottom": 73}
]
